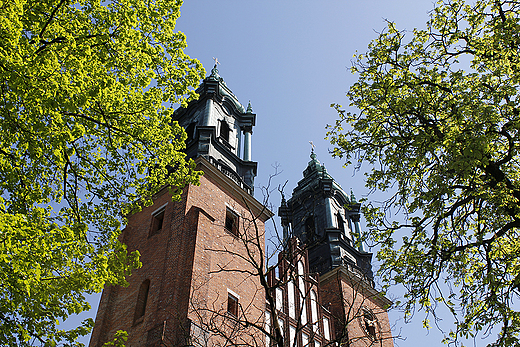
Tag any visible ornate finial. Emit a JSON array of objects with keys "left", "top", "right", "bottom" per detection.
[
  {"left": 247, "top": 101, "right": 253, "bottom": 113},
  {"left": 209, "top": 58, "right": 221, "bottom": 80},
  {"left": 212, "top": 57, "right": 220, "bottom": 68},
  {"left": 350, "top": 189, "right": 357, "bottom": 203},
  {"left": 309, "top": 141, "right": 317, "bottom": 160},
  {"left": 309, "top": 141, "right": 316, "bottom": 153}
]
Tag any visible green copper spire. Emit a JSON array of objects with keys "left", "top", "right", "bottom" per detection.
[
  {"left": 282, "top": 145, "right": 374, "bottom": 280},
  {"left": 247, "top": 101, "right": 253, "bottom": 113},
  {"left": 350, "top": 189, "right": 357, "bottom": 203}
]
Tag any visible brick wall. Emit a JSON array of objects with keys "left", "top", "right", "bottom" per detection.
[
  {"left": 89, "top": 158, "right": 271, "bottom": 347},
  {"left": 320, "top": 268, "right": 394, "bottom": 347},
  {"left": 186, "top": 170, "right": 268, "bottom": 346}
]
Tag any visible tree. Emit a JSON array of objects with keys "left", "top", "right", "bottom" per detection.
[
  {"left": 327, "top": 0, "right": 520, "bottom": 345},
  {"left": 0, "top": 0, "right": 204, "bottom": 345}
]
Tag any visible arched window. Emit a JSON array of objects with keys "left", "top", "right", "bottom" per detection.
[
  {"left": 363, "top": 309, "right": 377, "bottom": 339},
  {"left": 297, "top": 260, "right": 304, "bottom": 277},
  {"left": 134, "top": 279, "right": 150, "bottom": 324}
]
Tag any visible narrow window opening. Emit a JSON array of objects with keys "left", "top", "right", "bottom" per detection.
[
  {"left": 336, "top": 213, "right": 345, "bottom": 234},
  {"left": 185, "top": 122, "right": 196, "bottom": 144},
  {"left": 302, "top": 333, "right": 309, "bottom": 347},
  {"left": 289, "top": 325, "right": 296, "bottom": 347},
  {"left": 225, "top": 208, "right": 239, "bottom": 236},
  {"left": 311, "top": 290, "right": 318, "bottom": 332},
  {"left": 220, "top": 120, "right": 230, "bottom": 143},
  {"left": 288, "top": 280, "right": 295, "bottom": 318},
  {"left": 323, "top": 317, "right": 331, "bottom": 340},
  {"left": 276, "top": 287, "right": 283, "bottom": 311},
  {"left": 134, "top": 279, "right": 150, "bottom": 324},
  {"left": 265, "top": 311, "right": 271, "bottom": 347},
  {"left": 298, "top": 260, "right": 307, "bottom": 324},
  {"left": 278, "top": 318, "right": 284, "bottom": 337},
  {"left": 304, "top": 216, "right": 315, "bottom": 241},
  {"left": 227, "top": 293, "right": 239, "bottom": 317},
  {"left": 149, "top": 209, "right": 165, "bottom": 237}
]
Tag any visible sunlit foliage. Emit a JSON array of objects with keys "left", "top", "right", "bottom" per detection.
[
  {"left": 0, "top": 0, "right": 204, "bottom": 345},
  {"left": 328, "top": 1, "right": 520, "bottom": 345}
]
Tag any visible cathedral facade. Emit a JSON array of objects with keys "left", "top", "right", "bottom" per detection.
[{"left": 89, "top": 65, "right": 393, "bottom": 347}]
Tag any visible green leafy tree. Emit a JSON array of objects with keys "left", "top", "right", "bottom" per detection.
[
  {"left": 103, "top": 331, "right": 127, "bottom": 347},
  {"left": 0, "top": 0, "right": 204, "bottom": 345},
  {"left": 327, "top": 0, "right": 520, "bottom": 345}
]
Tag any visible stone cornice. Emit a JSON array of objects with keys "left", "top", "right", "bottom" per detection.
[
  {"left": 320, "top": 265, "right": 393, "bottom": 308},
  {"left": 195, "top": 156, "right": 273, "bottom": 222}
]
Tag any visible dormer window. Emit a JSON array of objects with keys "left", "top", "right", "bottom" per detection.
[{"left": 220, "top": 120, "right": 230, "bottom": 143}]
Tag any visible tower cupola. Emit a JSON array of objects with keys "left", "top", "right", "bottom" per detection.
[
  {"left": 279, "top": 150, "right": 374, "bottom": 283},
  {"left": 173, "top": 63, "right": 257, "bottom": 194}
]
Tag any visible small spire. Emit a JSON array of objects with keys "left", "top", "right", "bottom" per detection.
[
  {"left": 350, "top": 189, "right": 357, "bottom": 203},
  {"left": 246, "top": 101, "right": 253, "bottom": 113}
]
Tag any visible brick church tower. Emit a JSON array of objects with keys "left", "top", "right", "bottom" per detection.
[
  {"left": 278, "top": 152, "right": 394, "bottom": 347},
  {"left": 89, "top": 64, "right": 273, "bottom": 347},
  {"left": 89, "top": 64, "right": 394, "bottom": 347}
]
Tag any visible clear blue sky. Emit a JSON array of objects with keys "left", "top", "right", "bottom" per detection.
[{"left": 73, "top": 1, "right": 496, "bottom": 346}]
